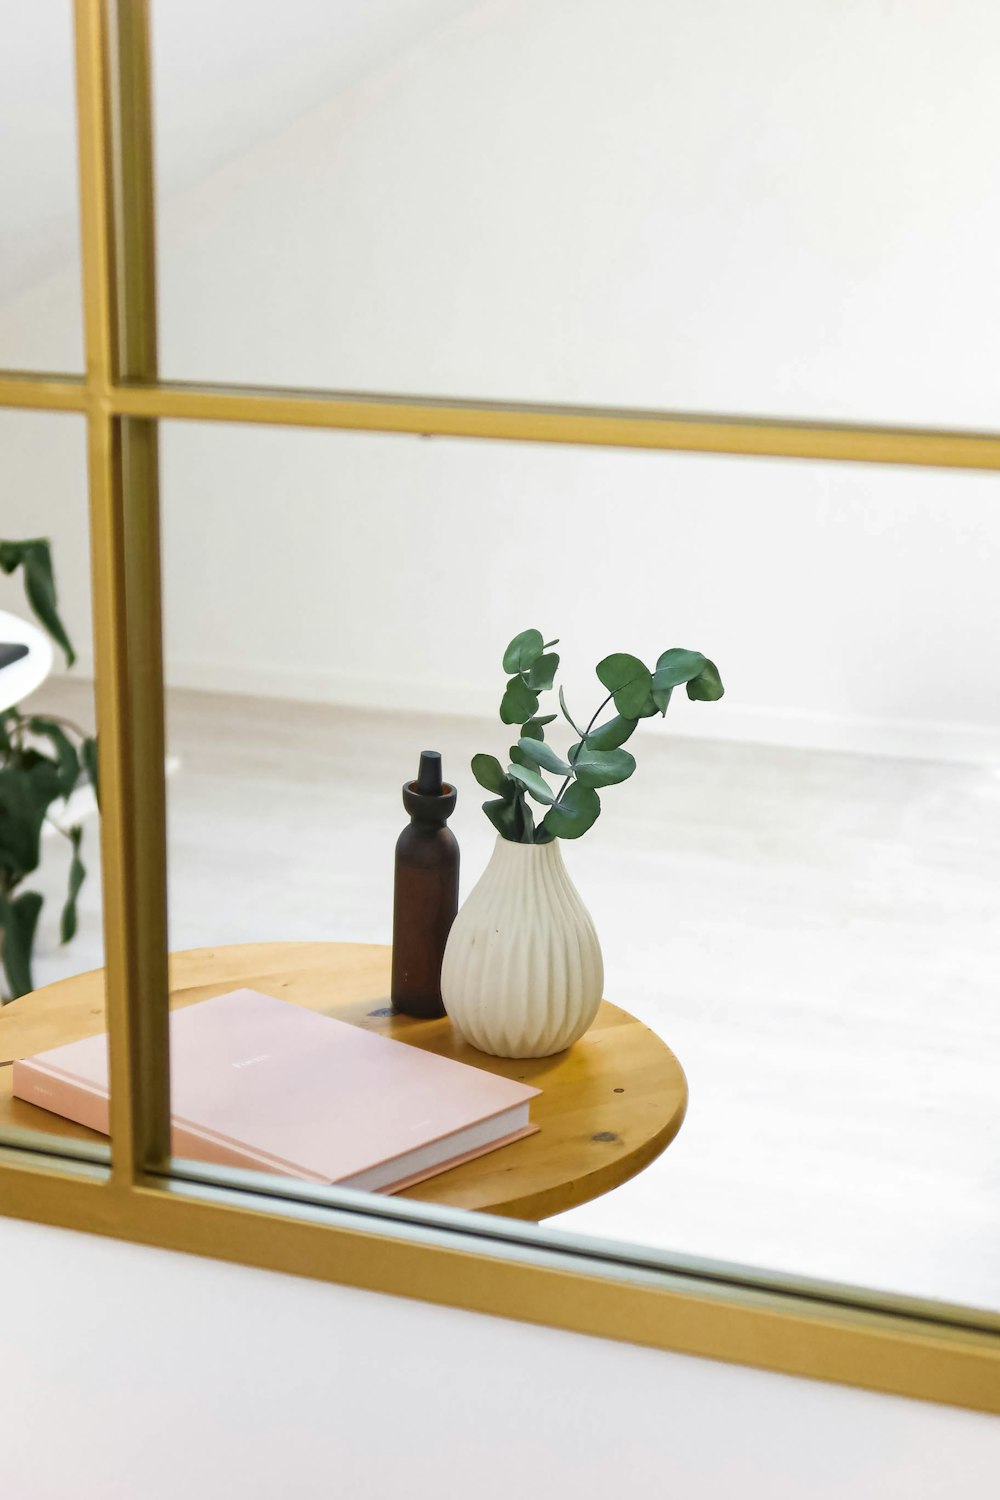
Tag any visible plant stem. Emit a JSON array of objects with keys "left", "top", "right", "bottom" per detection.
[
  {"left": 551, "top": 691, "right": 616, "bottom": 806},
  {"left": 29, "top": 711, "right": 91, "bottom": 741},
  {"left": 43, "top": 815, "right": 78, "bottom": 845},
  {"left": 4, "top": 708, "right": 91, "bottom": 754}
]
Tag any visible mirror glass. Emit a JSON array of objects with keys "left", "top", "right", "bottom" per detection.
[
  {"left": 0, "top": 410, "right": 106, "bottom": 1158},
  {"left": 158, "top": 416, "right": 1000, "bottom": 1313},
  {"left": 152, "top": 0, "right": 1000, "bottom": 427},
  {"left": 0, "top": 3, "right": 84, "bottom": 373}
]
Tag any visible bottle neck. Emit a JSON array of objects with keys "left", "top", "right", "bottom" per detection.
[{"left": 402, "top": 779, "right": 457, "bottom": 823}]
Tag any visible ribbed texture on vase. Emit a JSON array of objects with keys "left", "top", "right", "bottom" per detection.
[{"left": 441, "top": 836, "right": 604, "bottom": 1059}]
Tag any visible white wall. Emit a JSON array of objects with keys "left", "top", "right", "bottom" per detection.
[
  {"left": 2, "top": 1216, "right": 999, "bottom": 1499},
  {"left": 150, "top": 0, "right": 1000, "bottom": 427},
  {"left": 2, "top": 0, "right": 1000, "bottom": 763}
]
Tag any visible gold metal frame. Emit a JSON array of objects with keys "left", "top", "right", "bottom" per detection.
[{"left": 2, "top": 0, "right": 998, "bottom": 1415}]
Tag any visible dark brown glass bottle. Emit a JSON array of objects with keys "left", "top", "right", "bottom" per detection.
[{"left": 391, "top": 751, "right": 459, "bottom": 1019}]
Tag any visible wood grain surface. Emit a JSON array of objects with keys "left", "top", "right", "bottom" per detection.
[{"left": 0, "top": 941, "right": 687, "bottom": 1220}]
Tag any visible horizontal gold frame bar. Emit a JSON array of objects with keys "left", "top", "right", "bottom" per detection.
[
  {"left": 110, "top": 381, "right": 1000, "bottom": 470},
  {"left": 0, "top": 372, "right": 88, "bottom": 413},
  {"left": 5, "top": 368, "right": 1000, "bottom": 472},
  {"left": 2, "top": 1141, "right": 998, "bottom": 1416}
]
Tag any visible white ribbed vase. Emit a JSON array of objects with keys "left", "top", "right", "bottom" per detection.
[{"left": 441, "top": 836, "right": 604, "bottom": 1059}]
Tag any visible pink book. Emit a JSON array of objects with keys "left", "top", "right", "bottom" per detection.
[{"left": 12, "top": 988, "right": 540, "bottom": 1193}]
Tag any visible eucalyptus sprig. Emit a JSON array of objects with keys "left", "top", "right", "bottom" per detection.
[{"left": 472, "top": 629, "right": 724, "bottom": 844}]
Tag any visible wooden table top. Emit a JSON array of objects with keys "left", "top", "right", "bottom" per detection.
[{"left": 0, "top": 941, "right": 687, "bottom": 1221}]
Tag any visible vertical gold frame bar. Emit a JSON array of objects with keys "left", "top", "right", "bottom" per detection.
[{"left": 74, "top": 0, "right": 170, "bottom": 1183}]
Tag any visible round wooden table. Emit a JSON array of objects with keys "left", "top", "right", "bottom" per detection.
[{"left": 0, "top": 941, "right": 688, "bottom": 1221}]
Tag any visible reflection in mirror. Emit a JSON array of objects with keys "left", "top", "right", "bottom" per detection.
[
  {"left": 152, "top": 0, "right": 1000, "bottom": 426},
  {"left": 0, "top": 411, "right": 106, "bottom": 1157},
  {"left": 0, "top": 4, "right": 84, "bottom": 373},
  {"left": 155, "top": 417, "right": 1000, "bottom": 1312}
]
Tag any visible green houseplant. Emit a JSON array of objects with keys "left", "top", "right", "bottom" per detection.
[
  {"left": 440, "top": 629, "right": 724, "bottom": 1058},
  {"left": 0, "top": 539, "right": 98, "bottom": 1001}
]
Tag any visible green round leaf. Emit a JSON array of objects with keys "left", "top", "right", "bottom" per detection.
[
  {"left": 653, "top": 648, "right": 707, "bottom": 691},
  {"left": 585, "top": 715, "right": 639, "bottom": 751},
  {"left": 471, "top": 753, "right": 509, "bottom": 794},
  {"left": 483, "top": 796, "right": 522, "bottom": 840},
  {"left": 502, "top": 629, "right": 545, "bottom": 674},
  {"left": 524, "top": 652, "right": 559, "bottom": 691},
  {"left": 686, "top": 659, "right": 725, "bottom": 701},
  {"left": 499, "top": 675, "right": 540, "bottom": 725},
  {"left": 516, "top": 737, "right": 572, "bottom": 776},
  {"left": 521, "top": 714, "right": 557, "bottom": 742},
  {"left": 508, "top": 763, "right": 559, "bottom": 805},
  {"left": 542, "top": 782, "right": 601, "bottom": 840},
  {"left": 558, "top": 685, "right": 586, "bottom": 737},
  {"left": 596, "top": 653, "right": 653, "bottom": 718},
  {"left": 572, "top": 745, "right": 637, "bottom": 788}
]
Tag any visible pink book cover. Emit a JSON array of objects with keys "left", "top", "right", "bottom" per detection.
[{"left": 11, "top": 988, "right": 540, "bottom": 1193}]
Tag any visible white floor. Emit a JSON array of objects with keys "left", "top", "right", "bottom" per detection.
[{"left": 19, "top": 679, "right": 1000, "bottom": 1315}]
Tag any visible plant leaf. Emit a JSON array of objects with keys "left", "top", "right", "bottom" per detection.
[
  {"left": 524, "top": 652, "right": 559, "bottom": 691},
  {"left": 542, "top": 782, "right": 601, "bottom": 840},
  {"left": 502, "top": 629, "right": 545, "bottom": 674},
  {"left": 0, "top": 766, "right": 60, "bottom": 881},
  {"left": 596, "top": 653, "right": 653, "bottom": 718},
  {"left": 471, "top": 753, "right": 509, "bottom": 794},
  {"left": 516, "top": 737, "right": 572, "bottom": 776},
  {"left": 651, "top": 685, "right": 673, "bottom": 715},
  {"left": 686, "top": 658, "right": 725, "bottom": 701},
  {"left": 483, "top": 797, "right": 522, "bottom": 840},
  {"left": 585, "top": 714, "right": 639, "bottom": 751},
  {"left": 507, "top": 763, "right": 559, "bottom": 805},
  {"left": 653, "top": 648, "right": 707, "bottom": 692},
  {"left": 517, "top": 792, "right": 536, "bottom": 844},
  {"left": 633, "top": 687, "right": 661, "bottom": 718},
  {"left": 27, "top": 717, "right": 80, "bottom": 797},
  {"left": 521, "top": 714, "right": 556, "bottom": 742},
  {"left": 60, "top": 826, "right": 86, "bottom": 944},
  {"left": 499, "top": 675, "right": 540, "bottom": 725},
  {"left": 0, "top": 889, "right": 44, "bottom": 999},
  {"left": 571, "top": 745, "right": 637, "bottom": 789},
  {"left": 81, "top": 735, "right": 100, "bottom": 808},
  {"left": 558, "top": 685, "right": 586, "bottom": 737},
  {"left": 0, "top": 538, "right": 76, "bottom": 667}
]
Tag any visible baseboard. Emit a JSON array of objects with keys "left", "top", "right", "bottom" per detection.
[{"left": 70, "top": 652, "right": 1000, "bottom": 767}]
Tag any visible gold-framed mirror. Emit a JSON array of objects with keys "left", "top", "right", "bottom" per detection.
[{"left": 1, "top": 0, "right": 998, "bottom": 1416}]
